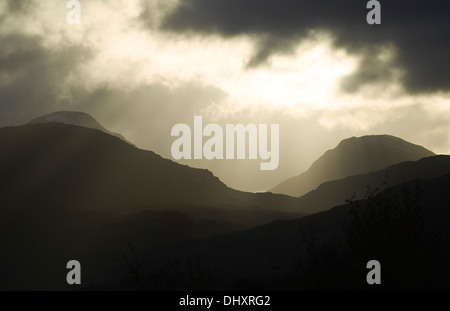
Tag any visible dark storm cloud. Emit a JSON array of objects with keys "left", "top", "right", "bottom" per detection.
[
  {"left": 156, "top": 0, "right": 450, "bottom": 93},
  {"left": 246, "top": 35, "right": 299, "bottom": 68},
  {"left": 0, "top": 3, "right": 226, "bottom": 143},
  {"left": 340, "top": 46, "right": 397, "bottom": 93}
]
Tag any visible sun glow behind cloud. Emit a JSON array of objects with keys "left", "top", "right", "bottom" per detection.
[
  {"left": 10, "top": 0, "right": 447, "bottom": 132},
  {"left": 76, "top": 15, "right": 359, "bottom": 118}
]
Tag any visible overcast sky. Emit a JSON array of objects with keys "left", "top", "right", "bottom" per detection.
[{"left": 1, "top": 0, "right": 449, "bottom": 192}]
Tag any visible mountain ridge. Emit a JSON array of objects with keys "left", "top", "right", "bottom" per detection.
[
  {"left": 293, "top": 154, "right": 450, "bottom": 214},
  {"left": 0, "top": 122, "right": 302, "bottom": 226}
]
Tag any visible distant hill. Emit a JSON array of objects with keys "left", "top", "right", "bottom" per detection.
[
  {"left": 269, "top": 135, "right": 435, "bottom": 197},
  {"left": 28, "top": 111, "right": 130, "bottom": 144},
  {"left": 294, "top": 155, "right": 450, "bottom": 214}
]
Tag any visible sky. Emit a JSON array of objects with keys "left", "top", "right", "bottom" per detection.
[{"left": 0, "top": 0, "right": 449, "bottom": 192}]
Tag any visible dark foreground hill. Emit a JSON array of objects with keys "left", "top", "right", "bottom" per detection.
[
  {"left": 134, "top": 173, "right": 450, "bottom": 290},
  {"left": 2, "top": 171, "right": 450, "bottom": 290},
  {"left": 270, "top": 135, "right": 435, "bottom": 197},
  {"left": 0, "top": 206, "right": 245, "bottom": 290}
]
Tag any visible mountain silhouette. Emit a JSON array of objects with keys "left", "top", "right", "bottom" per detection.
[
  {"left": 269, "top": 135, "right": 435, "bottom": 197},
  {"left": 1, "top": 114, "right": 448, "bottom": 290},
  {"left": 0, "top": 122, "right": 301, "bottom": 227},
  {"left": 0, "top": 120, "right": 303, "bottom": 290}
]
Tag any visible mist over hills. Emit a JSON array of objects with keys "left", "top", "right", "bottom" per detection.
[{"left": 270, "top": 135, "right": 435, "bottom": 197}]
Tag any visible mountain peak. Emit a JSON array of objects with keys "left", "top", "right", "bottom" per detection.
[
  {"left": 29, "top": 111, "right": 105, "bottom": 129},
  {"left": 270, "top": 134, "right": 435, "bottom": 197},
  {"left": 28, "top": 111, "right": 129, "bottom": 144}
]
